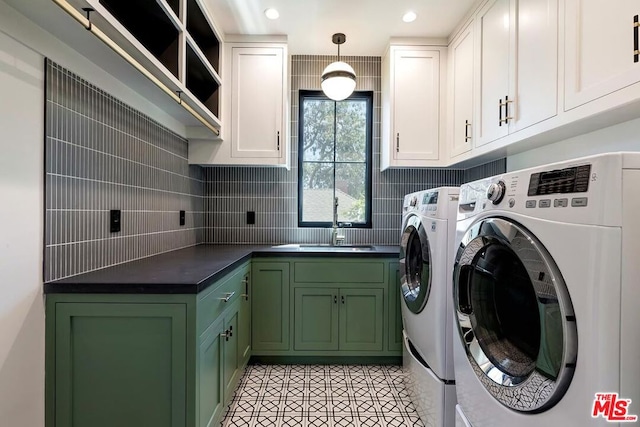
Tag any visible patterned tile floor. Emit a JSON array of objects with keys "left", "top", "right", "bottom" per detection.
[{"left": 221, "top": 364, "right": 425, "bottom": 427}]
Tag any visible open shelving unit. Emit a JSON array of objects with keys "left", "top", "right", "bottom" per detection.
[
  {"left": 186, "top": 42, "right": 220, "bottom": 116},
  {"left": 100, "top": 0, "right": 181, "bottom": 78},
  {"left": 60, "top": 0, "right": 225, "bottom": 136}
]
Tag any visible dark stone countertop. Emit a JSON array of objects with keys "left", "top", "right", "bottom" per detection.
[{"left": 44, "top": 244, "right": 400, "bottom": 294}]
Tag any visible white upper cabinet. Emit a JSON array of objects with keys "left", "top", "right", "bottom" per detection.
[
  {"left": 565, "top": 0, "right": 640, "bottom": 110},
  {"left": 230, "top": 46, "right": 286, "bottom": 161},
  {"left": 382, "top": 45, "right": 446, "bottom": 169},
  {"left": 189, "top": 39, "right": 290, "bottom": 167},
  {"left": 511, "top": 0, "right": 558, "bottom": 132},
  {"left": 475, "top": 0, "right": 511, "bottom": 147},
  {"left": 475, "top": 0, "right": 558, "bottom": 147},
  {"left": 448, "top": 22, "right": 475, "bottom": 158}
]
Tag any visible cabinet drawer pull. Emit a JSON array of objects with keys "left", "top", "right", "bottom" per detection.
[
  {"left": 221, "top": 330, "right": 230, "bottom": 341},
  {"left": 498, "top": 98, "right": 503, "bottom": 126},
  {"left": 500, "top": 96, "right": 513, "bottom": 124},
  {"left": 277, "top": 131, "right": 280, "bottom": 151},
  {"left": 396, "top": 133, "right": 400, "bottom": 152},
  {"left": 341, "top": 295, "right": 345, "bottom": 304},
  {"left": 635, "top": 15, "right": 639, "bottom": 63},
  {"left": 241, "top": 277, "right": 249, "bottom": 300},
  {"left": 218, "top": 291, "right": 235, "bottom": 302},
  {"left": 464, "top": 120, "right": 471, "bottom": 141},
  {"left": 334, "top": 295, "right": 337, "bottom": 304}
]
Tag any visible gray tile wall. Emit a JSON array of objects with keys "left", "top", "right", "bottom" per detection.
[
  {"left": 44, "top": 60, "right": 204, "bottom": 282},
  {"left": 464, "top": 158, "right": 507, "bottom": 183},
  {"left": 201, "top": 56, "right": 506, "bottom": 245},
  {"left": 43, "top": 57, "right": 506, "bottom": 280}
]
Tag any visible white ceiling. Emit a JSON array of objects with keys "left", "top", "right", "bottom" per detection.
[{"left": 204, "top": 0, "right": 476, "bottom": 55}]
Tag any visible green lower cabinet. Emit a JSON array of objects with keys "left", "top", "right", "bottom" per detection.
[
  {"left": 339, "top": 289, "right": 384, "bottom": 351},
  {"left": 294, "top": 287, "right": 384, "bottom": 352},
  {"left": 198, "top": 318, "right": 224, "bottom": 427},
  {"left": 252, "top": 262, "right": 290, "bottom": 351},
  {"left": 223, "top": 306, "right": 240, "bottom": 400},
  {"left": 237, "top": 273, "right": 251, "bottom": 366},
  {"left": 51, "top": 301, "right": 188, "bottom": 427},
  {"left": 388, "top": 262, "right": 403, "bottom": 351},
  {"left": 294, "top": 288, "right": 339, "bottom": 350}
]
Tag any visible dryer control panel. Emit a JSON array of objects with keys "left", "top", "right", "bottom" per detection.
[{"left": 527, "top": 164, "right": 591, "bottom": 196}]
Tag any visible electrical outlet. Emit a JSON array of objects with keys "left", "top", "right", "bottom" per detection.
[
  {"left": 179, "top": 210, "right": 185, "bottom": 226},
  {"left": 110, "top": 210, "right": 121, "bottom": 233},
  {"left": 247, "top": 211, "right": 256, "bottom": 225}
]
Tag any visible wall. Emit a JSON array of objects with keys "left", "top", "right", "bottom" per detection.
[
  {"left": 0, "top": 30, "right": 45, "bottom": 427},
  {"left": 508, "top": 117, "right": 640, "bottom": 171},
  {"left": 44, "top": 61, "right": 205, "bottom": 282},
  {"left": 0, "top": 1, "right": 208, "bottom": 423},
  {"left": 202, "top": 55, "right": 506, "bottom": 245}
]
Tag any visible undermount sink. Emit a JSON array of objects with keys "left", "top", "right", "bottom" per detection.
[{"left": 272, "top": 243, "right": 377, "bottom": 251}]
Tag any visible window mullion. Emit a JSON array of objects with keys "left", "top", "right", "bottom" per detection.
[{"left": 332, "top": 101, "right": 337, "bottom": 208}]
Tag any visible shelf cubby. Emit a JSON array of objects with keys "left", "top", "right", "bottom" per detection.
[
  {"left": 186, "top": 43, "right": 220, "bottom": 117},
  {"left": 186, "top": 0, "right": 220, "bottom": 73},
  {"left": 99, "top": 0, "right": 180, "bottom": 78}
]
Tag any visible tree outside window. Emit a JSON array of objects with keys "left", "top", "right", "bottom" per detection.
[{"left": 298, "top": 91, "right": 373, "bottom": 228}]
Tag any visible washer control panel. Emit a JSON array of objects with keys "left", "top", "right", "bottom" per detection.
[
  {"left": 527, "top": 164, "right": 591, "bottom": 196},
  {"left": 486, "top": 181, "right": 506, "bottom": 205}
]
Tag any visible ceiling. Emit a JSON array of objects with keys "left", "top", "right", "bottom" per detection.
[{"left": 204, "top": 0, "right": 476, "bottom": 55}]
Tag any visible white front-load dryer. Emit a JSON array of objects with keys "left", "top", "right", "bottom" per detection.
[
  {"left": 400, "top": 187, "right": 459, "bottom": 427},
  {"left": 452, "top": 152, "right": 640, "bottom": 426}
]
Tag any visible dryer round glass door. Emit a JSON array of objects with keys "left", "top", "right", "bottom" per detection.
[
  {"left": 453, "top": 217, "right": 577, "bottom": 413},
  {"left": 399, "top": 214, "right": 432, "bottom": 314}
]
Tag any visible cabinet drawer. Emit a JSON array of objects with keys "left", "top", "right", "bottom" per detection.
[
  {"left": 198, "top": 266, "right": 249, "bottom": 333},
  {"left": 293, "top": 261, "right": 385, "bottom": 283}
]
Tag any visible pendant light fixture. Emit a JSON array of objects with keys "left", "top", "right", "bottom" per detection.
[{"left": 321, "top": 33, "right": 356, "bottom": 101}]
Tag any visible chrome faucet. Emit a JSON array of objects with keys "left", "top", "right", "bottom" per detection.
[{"left": 331, "top": 197, "right": 345, "bottom": 246}]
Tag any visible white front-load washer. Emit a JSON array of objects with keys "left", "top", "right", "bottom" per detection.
[
  {"left": 400, "top": 187, "right": 459, "bottom": 427},
  {"left": 452, "top": 152, "right": 640, "bottom": 426}
]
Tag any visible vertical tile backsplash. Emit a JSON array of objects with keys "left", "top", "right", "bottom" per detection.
[
  {"left": 43, "top": 57, "right": 506, "bottom": 279},
  {"left": 201, "top": 55, "right": 505, "bottom": 245},
  {"left": 464, "top": 158, "right": 507, "bottom": 183},
  {"left": 44, "top": 60, "right": 204, "bottom": 282}
]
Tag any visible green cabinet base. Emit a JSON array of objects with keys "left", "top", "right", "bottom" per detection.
[{"left": 250, "top": 356, "right": 402, "bottom": 365}]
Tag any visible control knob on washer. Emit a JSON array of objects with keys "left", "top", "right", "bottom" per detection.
[{"left": 486, "top": 181, "right": 506, "bottom": 205}]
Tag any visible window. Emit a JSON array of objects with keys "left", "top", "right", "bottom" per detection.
[{"left": 298, "top": 90, "right": 373, "bottom": 228}]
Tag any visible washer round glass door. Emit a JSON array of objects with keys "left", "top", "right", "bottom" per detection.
[
  {"left": 400, "top": 214, "right": 432, "bottom": 314},
  {"left": 453, "top": 217, "right": 577, "bottom": 413}
]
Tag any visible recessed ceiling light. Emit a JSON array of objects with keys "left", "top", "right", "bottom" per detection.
[
  {"left": 403, "top": 11, "right": 417, "bottom": 23},
  {"left": 264, "top": 8, "right": 280, "bottom": 20}
]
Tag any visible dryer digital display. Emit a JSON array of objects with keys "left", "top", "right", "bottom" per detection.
[
  {"left": 422, "top": 192, "right": 439, "bottom": 205},
  {"left": 527, "top": 164, "right": 591, "bottom": 196}
]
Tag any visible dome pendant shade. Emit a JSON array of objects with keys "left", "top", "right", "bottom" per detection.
[
  {"left": 321, "top": 61, "right": 356, "bottom": 101},
  {"left": 321, "top": 33, "right": 356, "bottom": 101}
]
